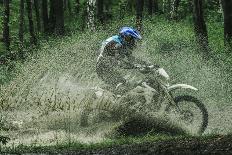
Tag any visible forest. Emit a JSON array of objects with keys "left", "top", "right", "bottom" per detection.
[{"left": 0, "top": 0, "right": 232, "bottom": 154}]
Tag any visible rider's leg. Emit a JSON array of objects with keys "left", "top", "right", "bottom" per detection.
[{"left": 97, "top": 68, "right": 136, "bottom": 95}]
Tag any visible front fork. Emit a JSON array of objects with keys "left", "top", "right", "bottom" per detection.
[
  {"left": 156, "top": 83, "right": 180, "bottom": 112},
  {"left": 142, "top": 81, "right": 179, "bottom": 112}
]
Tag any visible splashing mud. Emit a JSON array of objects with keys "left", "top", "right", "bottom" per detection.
[{"left": 0, "top": 20, "right": 232, "bottom": 147}]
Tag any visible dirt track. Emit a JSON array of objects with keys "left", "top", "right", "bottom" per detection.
[{"left": 62, "top": 135, "right": 232, "bottom": 155}]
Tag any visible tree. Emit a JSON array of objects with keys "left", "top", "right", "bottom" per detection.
[
  {"left": 26, "top": 0, "right": 37, "bottom": 45},
  {"left": 127, "top": 0, "right": 133, "bottom": 13},
  {"left": 75, "top": 0, "right": 80, "bottom": 14},
  {"left": 119, "top": 0, "right": 127, "bottom": 19},
  {"left": 97, "top": 0, "right": 104, "bottom": 24},
  {"left": 19, "top": 0, "right": 24, "bottom": 51},
  {"left": 48, "top": 0, "right": 56, "bottom": 33},
  {"left": 67, "top": 0, "right": 72, "bottom": 16},
  {"left": 2, "top": 0, "right": 10, "bottom": 51},
  {"left": 42, "top": 0, "right": 49, "bottom": 33},
  {"left": 221, "top": 0, "right": 232, "bottom": 48},
  {"left": 54, "top": 0, "right": 65, "bottom": 35},
  {"left": 219, "top": 0, "right": 224, "bottom": 22},
  {"left": 170, "top": 0, "right": 181, "bottom": 20},
  {"left": 64, "top": 0, "right": 72, "bottom": 16},
  {"left": 81, "top": 1, "right": 88, "bottom": 30},
  {"left": 188, "top": 0, "right": 193, "bottom": 13},
  {"left": 162, "top": 0, "right": 171, "bottom": 15},
  {"left": 34, "top": 0, "right": 41, "bottom": 31},
  {"left": 193, "top": 0, "right": 209, "bottom": 56},
  {"left": 154, "top": 0, "right": 159, "bottom": 14},
  {"left": 147, "top": 0, "right": 153, "bottom": 16},
  {"left": 135, "top": 0, "right": 144, "bottom": 32},
  {"left": 87, "top": 0, "right": 96, "bottom": 31},
  {"left": 104, "top": 1, "right": 113, "bottom": 21}
]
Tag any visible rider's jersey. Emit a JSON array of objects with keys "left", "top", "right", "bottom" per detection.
[{"left": 97, "top": 35, "right": 134, "bottom": 69}]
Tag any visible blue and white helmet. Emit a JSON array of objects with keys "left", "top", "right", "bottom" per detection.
[{"left": 119, "top": 27, "right": 142, "bottom": 40}]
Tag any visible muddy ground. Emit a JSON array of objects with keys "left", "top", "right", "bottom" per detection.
[
  {"left": 2, "top": 135, "right": 231, "bottom": 155},
  {"left": 64, "top": 135, "right": 232, "bottom": 155}
]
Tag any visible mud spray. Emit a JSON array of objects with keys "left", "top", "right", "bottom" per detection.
[{"left": 0, "top": 20, "right": 232, "bottom": 147}]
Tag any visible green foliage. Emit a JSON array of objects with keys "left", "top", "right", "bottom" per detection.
[
  {"left": 0, "top": 135, "right": 10, "bottom": 145},
  {"left": 176, "top": 0, "right": 192, "bottom": 19}
]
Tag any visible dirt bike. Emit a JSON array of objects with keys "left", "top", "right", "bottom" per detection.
[{"left": 80, "top": 65, "right": 208, "bottom": 135}]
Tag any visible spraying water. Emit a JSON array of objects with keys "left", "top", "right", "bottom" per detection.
[{"left": 0, "top": 19, "right": 232, "bottom": 147}]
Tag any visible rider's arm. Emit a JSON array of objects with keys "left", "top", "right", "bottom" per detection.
[
  {"left": 119, "top": 52, "right": 160, "bottom": 70},
  {"left": 127, "top": 54, "right": 149, "bottom": 66},
  {"left": 117, "top": 55, "right": 135, "bottom": 69}
]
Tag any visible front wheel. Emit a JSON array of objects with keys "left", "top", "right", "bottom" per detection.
[{"left": 168, "top": 95, "right": 208, "bottom": 135}]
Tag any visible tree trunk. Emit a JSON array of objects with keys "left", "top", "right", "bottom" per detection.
[
  {"left": 75, "top": 0, "right": 80, "bottom": 14},
  {"left": 193, "top": 0, "right": 209, "bottom": 56},
  {"left": 67, "top": 0, "right": 72, "bottom": 16},
  {"left": 154, "top": 0, "right": 159, "bottom": 14},
  {"left": 135, "top": 0, "right": 144, "bottom": 32},
  {"left": 49, "top": 0, "right": 56, "bottom": 33},
  {"left": 19, "top": 0, "right": 24, "bottom": 51},
  {"left": 167, "top": 0, "right": 172, "bottom": 16},
  {"left": 63, "top": 0, "right": 67, "bottom": 10},
  {"left": 2, "top": 0, "right": 10, "bottom": 51},
  {"left": 127, "top": 0, "right": 133, "bottom": 13},
  {"left": 170, "top": 0, "right": 181, "bottom": 19},
  {"left": 219, "top": 0, "right": 224, "bottom": 22},
  {"left": 147, "top": 0, "right": 153, "bottom": 16},
  {"left": 221, "top": 0, "right": 232, "bottom": 48},
  {"left": 26, "top": 0, "right": 37, "bottom": 45},
  {"left": 188, "top": 0, "right": 193, "bottom": 13},
  {"left": 34, "top": 0, "right": 41, "bottom": 31},
  {"left": 87, "top": 0, "right": 96, "bottom": 31},
  {"left": 162, "top": 0, "right": 171, "bottom": 15},
  {"left": 97, "top": 0, "right": 104, "bottom": 24},
  {"left": 42, "top": 0, "right": 49, "bottom": 33},
  {"left": 162, "top": 0, "right": 165, "bottom": 12},
  {"left": 81, "top": 1, "right": 88, "bottom": 30},
  {"left": 54, "top": 0, "right": 65, "bottom": 35},
  {"left": 119, "top": 0, "right": 126, "bottom": 19}
]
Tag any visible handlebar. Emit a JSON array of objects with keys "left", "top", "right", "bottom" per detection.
[
  {"left": 134, "top": 64, "right": 170, "bottom": 81},
  {"left": 133, "top": 64, "right": 160, "bottom": 74}
]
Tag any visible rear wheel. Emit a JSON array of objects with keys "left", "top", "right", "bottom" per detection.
[{"left": 168, "top": 95, "right": 208, "bottom": 135}]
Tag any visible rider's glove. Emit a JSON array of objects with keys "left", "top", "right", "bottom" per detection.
[
  {"left": 133, "top": 64, "right": 152, "bottom": 74},
  {"left": 133, "top": 64, "right": 142, "bottom": 69},
  {"left": 134, "top": 64, "right": 160, "bottom": 71}
]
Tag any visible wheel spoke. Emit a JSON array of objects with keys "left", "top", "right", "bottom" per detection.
[{"left": 171, "top": 95, "right": 208, "bottom": 135}]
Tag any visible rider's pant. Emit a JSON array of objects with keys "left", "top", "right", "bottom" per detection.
[{"left": 96, "top": 59, "right": 132, "bottom": 95}]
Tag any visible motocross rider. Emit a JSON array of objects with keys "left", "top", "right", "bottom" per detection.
[{"left": 96, "top": 27, "right": 159, "bottom": 95}]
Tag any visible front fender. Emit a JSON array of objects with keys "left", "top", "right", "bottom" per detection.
[{"left": 168, "top": 84, "right": 198, "bottom": 92}]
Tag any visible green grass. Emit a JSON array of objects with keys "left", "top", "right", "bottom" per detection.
[
  {"left": 2, "top": 133, "right": 228, "bottom": 154},
  {"left": 0, "top": 134, "right": 185, "bottom": 153}
]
